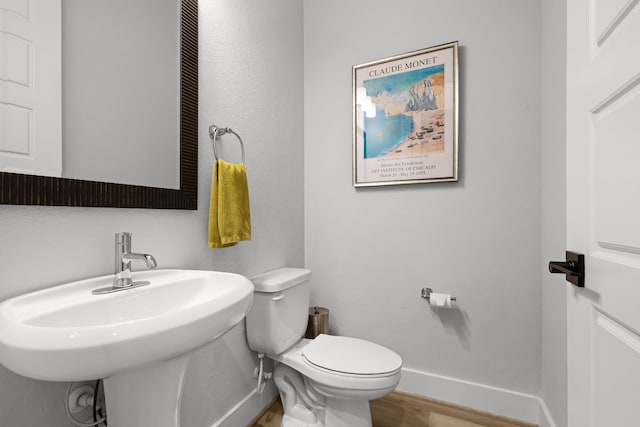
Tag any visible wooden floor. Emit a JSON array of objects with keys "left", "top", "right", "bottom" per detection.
[{"left": 249, "top": 391, "right": 537, "bottom": 427}]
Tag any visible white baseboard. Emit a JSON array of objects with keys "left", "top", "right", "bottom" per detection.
[
  {"left": 537, "top": 398, "right": 557, "bottom": 427},
  {"left": 398, "top": 367, "right": 556, "bottom": 427},
  {"left": 211, "top": 367, "right": 557, "bottom": 427},
  {"left": 211, "top": 382, "right": 277, "bottom": 427}
]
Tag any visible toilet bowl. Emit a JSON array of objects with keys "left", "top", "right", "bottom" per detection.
[{"left": 246, "top": 268, "right": 402, "bottom": 427}]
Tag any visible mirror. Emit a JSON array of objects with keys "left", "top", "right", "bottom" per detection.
[
  {"left": 62, "top": 0, "right": 180, "bottom": 189},
  {"left": 0, "top": 0, "right": 197, "bottom": 209}
]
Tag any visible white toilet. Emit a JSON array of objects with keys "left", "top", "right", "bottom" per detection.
[{"left": 246, "top": 268, "right": 402, "bottom": 427}]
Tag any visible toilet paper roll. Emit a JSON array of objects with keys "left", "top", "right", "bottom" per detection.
[{"left": 429, "top": 292, "right": 452, "bottom": 308}]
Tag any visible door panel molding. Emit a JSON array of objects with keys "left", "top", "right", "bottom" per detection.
[{"left": 593, "top": 0, "right": 640, "bottom": 46}]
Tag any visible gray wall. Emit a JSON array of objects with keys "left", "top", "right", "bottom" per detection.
[
  {"left": 541, "top": 0, "right": 568, "bottom": 425},
  {"left": 0, "top": 0, "right": 303, "bottom": 426},
  {"left": 304, "top": 0, "right": 542, "bottom": 395}
]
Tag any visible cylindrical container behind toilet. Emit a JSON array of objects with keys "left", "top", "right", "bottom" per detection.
[{"left": 305, "top": 306, "right": 329, "bottom": 339}]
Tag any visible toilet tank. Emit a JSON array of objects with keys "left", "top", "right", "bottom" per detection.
[{"left": 246, "top": 268, "right": 311, "bottom": 355}]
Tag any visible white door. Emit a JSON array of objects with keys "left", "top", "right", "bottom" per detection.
[
  {"left": 566, "top": 0, "right": 640, "bottom": 426},
  {"left": 0, "top": 0, "right": 61, "bottom": 176}
]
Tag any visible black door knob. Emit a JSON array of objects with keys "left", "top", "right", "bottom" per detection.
[{"left": 548, "top": 251, "right": 585, "bottom": 287}]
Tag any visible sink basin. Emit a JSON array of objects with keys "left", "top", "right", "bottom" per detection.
[
  {"left": 0, "top": 269, "right": 254, "bottom": 427},
  {"left": 0, "top": 269, "right": 253, "bottom": 381}
]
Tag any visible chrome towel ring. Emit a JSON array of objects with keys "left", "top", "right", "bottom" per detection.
[{"left": 209, "top": 124, "right": 246, "bottom": 165}]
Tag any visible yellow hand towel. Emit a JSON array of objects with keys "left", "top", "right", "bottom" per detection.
[{"left": 208, "top": 159, "right": 251, "bottom": 248}]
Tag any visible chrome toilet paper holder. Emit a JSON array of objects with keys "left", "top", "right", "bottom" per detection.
[{"left": 421, "top": 288, "right": 457, "bottom": 302}]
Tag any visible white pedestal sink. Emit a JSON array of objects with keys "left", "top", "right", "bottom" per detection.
[{"left": 0, "top": 269, "right": 254, "bottom": 427}]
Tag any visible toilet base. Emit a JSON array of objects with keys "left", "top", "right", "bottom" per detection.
[
  {"left": 274, "top": 363, "right": 374, "bottom": 427},
  {"left": 279, "top": 399, "right": 372, "bottom": 427},
  {"left": 281, "top": 413, "right": 323, "bottom": 427},
  {"left": 324, "top": 398, "right": 371, "bottom": 427},
  {"left": 324, "top": 397, "right": 372, "bottom": 427}
]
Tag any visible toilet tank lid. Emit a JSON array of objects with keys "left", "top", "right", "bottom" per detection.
[{"left": 250, "top": 268, "right": 311, "bottom": 293}]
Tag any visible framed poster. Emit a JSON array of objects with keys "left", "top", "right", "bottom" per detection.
[{"left": 352, "top": 41, "right": 459, "bottom": 187}]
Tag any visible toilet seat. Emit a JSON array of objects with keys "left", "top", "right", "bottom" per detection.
[
  {"left": 302, "top": 334, "right": 401, "bottom": 376},
  {"left": 271, "top": 337, "right": 402, "bottom": 393}
]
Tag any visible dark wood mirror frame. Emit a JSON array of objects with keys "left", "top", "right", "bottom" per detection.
[{"left": 0, "top": 0, "right": 198, "bottom": 210}]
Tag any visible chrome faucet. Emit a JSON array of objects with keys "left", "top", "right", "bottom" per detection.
[
  {"left": 92, "top": 232, "right": 158, "bottom": 295},
  {"left": 114, "top": 232, "right": 157, "bottom": 287}
]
